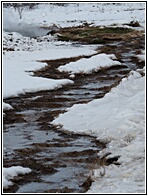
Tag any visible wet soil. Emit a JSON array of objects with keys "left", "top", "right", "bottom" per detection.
[
  {"left": 56, "top": 26, "right": 144, "bottom": 44},
  {"left": 3, "top": 33, "right": 145, "bottom": 193}
]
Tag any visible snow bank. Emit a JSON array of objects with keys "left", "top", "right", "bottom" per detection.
[
  {"left": 58, "top": 53, "right": 121, "bottom": 74},
  {"left": 88, "top": 158, "right": 145, "bottom": 193},
  {"left": 3, "top": 166, "right": 31, "bottom": 188},
  {"left": 3, "top": 58, "right": 73, "bottom": 98},
  {"left": 52, "top": 70, "right": 145, "bottom": 138},
  {"left": 3, "top": 102, "right": 13, "bottom": 111},
  {"left": 52, "top": 69, "right": 145, "bottom": 193}
]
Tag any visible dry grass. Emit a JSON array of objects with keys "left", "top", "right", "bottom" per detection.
[{"left": 56, "top": 26, "right": 143, "bottom": 44}]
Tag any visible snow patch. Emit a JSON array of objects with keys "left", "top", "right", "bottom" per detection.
[
  {"left": 3, "top": 102, "right": 13, "bottom": 111},
  {"left": 3, "top": 45, "right": 97, "bottom": 98},
  {"left": 136, "top": 50, "right": 145, "bottom": 62},
  {"left": 3, "top": 166, "right": 31, "bottom": 188},
  {"left": 58, "top": 53, "right": 121, "bottom": 74}
]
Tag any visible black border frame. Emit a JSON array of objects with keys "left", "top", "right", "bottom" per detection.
[{"left": 1, "top": 1, "right": 147, "bottom": 195}]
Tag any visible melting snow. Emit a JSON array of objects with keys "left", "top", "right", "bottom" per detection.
[
  {"left": 58, "top": 53, "right": 121, "bottom": 74},
  {"left": 3, "top": 166, "right": 31, "bottom": 188},
  {"left": 3, "top": 2, "right": 145, "bottom": 193}
]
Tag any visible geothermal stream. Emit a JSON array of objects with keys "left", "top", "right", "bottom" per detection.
[{"left": 3, "top": 31, "right": 144, "bottom": 193}]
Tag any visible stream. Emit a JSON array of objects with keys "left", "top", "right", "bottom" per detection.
[{"left": 3, "top": 33, "right": 144, "bottom": 193}]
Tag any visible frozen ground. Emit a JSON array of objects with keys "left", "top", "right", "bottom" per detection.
[
  {"left": 3, "top": 3, "right": 145, "bottom": 193},
  {"left": 3, "top": 3, "right": 145, "bottom": 30}
]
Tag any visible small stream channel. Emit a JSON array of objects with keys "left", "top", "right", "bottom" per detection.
[{"left": 3, "top": 33, "right": 144, "bottom": 193}]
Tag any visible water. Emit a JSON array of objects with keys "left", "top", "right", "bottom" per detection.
[
  {"left": 4, "top": 121, "right": 102, "bottom": 193},
  {"left": 2, "top": 64, "right": 127, "bottom": 193},
  {"left": 3, "top": 67, "right": 122, "bottom": 193}
]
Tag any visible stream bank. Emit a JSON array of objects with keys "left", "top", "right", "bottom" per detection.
[{"left": 3, "top": 30, "right": 144, "bottom": 193}]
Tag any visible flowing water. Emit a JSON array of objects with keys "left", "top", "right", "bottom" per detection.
[{"left": 3, "top": 34, "right": 144, "bottom": 193}]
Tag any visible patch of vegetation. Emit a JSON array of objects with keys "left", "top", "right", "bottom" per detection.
[
  {"left": 58, "top": 35, "right": 71, "bottom": 41},
  {"left": 90, "top": 38, "right": 106, "bottom": 44},
  {"left": 98, "top": 27, "right": 132, "bottom": 34},
  {"left": 56, "top": 26, "right": 134, "bottom": 44}
]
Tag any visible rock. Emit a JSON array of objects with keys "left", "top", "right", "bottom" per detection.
[
  {"left": 47, "top": 30, "right": 57, "bottom": 35},
  {"left": 125, "top": 20, "right": 140, "bottom": 27}
]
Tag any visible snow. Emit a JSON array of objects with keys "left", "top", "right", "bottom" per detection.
[
  {"left": 3, "top": 43, "right": 98, "bottom": 99},
  {"left": 3, "top": 56, "right": 73, "bottom": 98},
  {"left": 3, "top": 2, "right": 145, "bottom": 193},
  {"left": 3, "top": 31, "right": 98, "bottom": 53},
  {"left": 52, "top": 69, "right": 145, "bottom": 193},
  {"left": 3, "top": 166, "right": 31, "bottom": 188},
  {"left": 3, "top": 102, "right": 13, "bottom": 111},
  {"left": 3, "top": 3, "right": 145, "bottom": 30},
  {"left": 88, "top": 159, "right": 145, "bottom": 193},
  {"left": 58, "top": 53, "right": 121, "bottom": 74},
  {"left": 52, "top": 70, "right": 145, "bottom": 138},
  {"left": 137, "top": 50, "right": 145, "bottom": 62}
]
